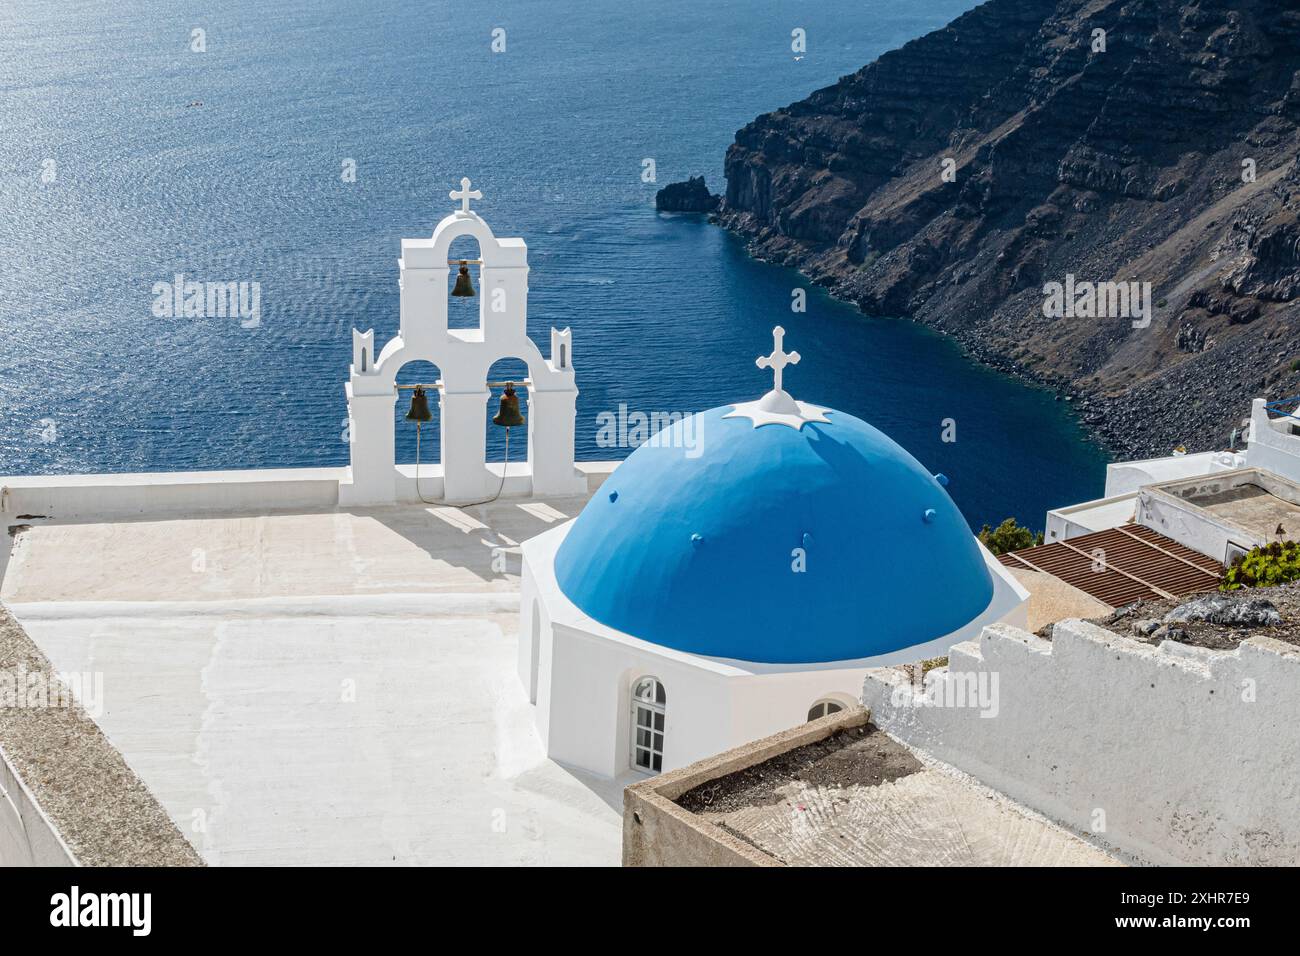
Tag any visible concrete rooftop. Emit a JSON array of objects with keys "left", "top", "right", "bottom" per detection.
[
  {"left": 1188, "top": 482, "right": 1300, "bottom": 542},
  {"left": 1, "top": 496, "right": 627, "bottom": 865},
  {"left": 667, "top": 717, "right": 1120, "bottom": 867}
]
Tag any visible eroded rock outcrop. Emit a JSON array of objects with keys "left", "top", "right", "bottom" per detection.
[
  {"left": 715, "top": 0, "right": 1300, "bottom": 458},
  {"left": 655, "top": 176, "right": 720, "bottom": 213}
]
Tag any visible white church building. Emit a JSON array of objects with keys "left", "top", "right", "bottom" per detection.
[
  {"left": 0, "top": 185, "right": 1033, "bottom": 864},
  {"left": 518, "top": 328, "right": 1029, "bottom": 778}
]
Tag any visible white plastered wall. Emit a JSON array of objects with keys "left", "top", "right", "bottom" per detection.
[
  {"left": 1246, "top": 397, "right": 1300, "bottom": 482},
  {"left": 520, "top": 522, "right": 1029, "bottom": 779},
  {"left": 862, "top": 619, "right": 1300, "bottom": 865},
  {"left": 342, "top": 208, "right": 583, "bottom": 506},
  {"left": 0, "top": 746, "right": 77, "bottom": 866}
]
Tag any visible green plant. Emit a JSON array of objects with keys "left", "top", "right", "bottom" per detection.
[
  {"left": 920, "top": 656, "right": 948, "bottom": 675},
  {"left": 1290, "top": 357, "right": 1300, "bottom": 372},
  {"left": 978, "top": 517, "right": 1044, "bottom": 555},
  {"left": 1221, "top": 540, "right": 1300, "bottom": 590}
]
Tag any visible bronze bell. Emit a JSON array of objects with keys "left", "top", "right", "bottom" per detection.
[
  {"left": 451, "top": 262, "right": 475, "bottom": 297},
  {"left": 405, "top": 385, "right": 433, "bottom": 422},
  {"left": 492, "top": 383, "right": 525, "bottom": 428}
]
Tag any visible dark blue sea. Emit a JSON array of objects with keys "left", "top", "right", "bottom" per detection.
[{"left": 0, "top": 0, "right": 1107, "bottom": 530}]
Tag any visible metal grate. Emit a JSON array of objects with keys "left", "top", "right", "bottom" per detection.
[{"left": 998, "top": 524, "right": 1222, "bottom": 608}]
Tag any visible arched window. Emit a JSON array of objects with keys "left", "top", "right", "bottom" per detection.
[
  {"left": 807, "top": 698, "right": 845, "bottom": 722},
  {"left": 631, "top": 677, "right": 666, "bottom": 773}
]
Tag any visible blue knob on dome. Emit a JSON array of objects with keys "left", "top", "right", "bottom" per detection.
[
  {"left": 923, "top": 508, "right": 937, "bottom": 523},
  {"left": 935, "top": 473, "right": 949, "bottom": 487},
  {"left": 608, "top": 490, "right": 619, "bottom": 503},
  {"left": 691, "top": 533, "right": 703, "bottom": 547}
]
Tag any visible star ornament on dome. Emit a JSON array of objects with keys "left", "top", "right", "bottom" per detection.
[{"left": 724, "top": 326, "right": 832, "bottom": 430}]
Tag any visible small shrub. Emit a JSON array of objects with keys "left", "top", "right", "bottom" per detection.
[
  {"left": 920, "top": 656, "right": 948, "bottom": 675},
  {"left": 1221, "top": 540, "right": 1300, "bottom": 590},
  {"left": 1290, "top": 357, "right": 1300, "bottom": 372},
  {"left": 978, "top": 517, "right": 1044, "bottom": 555},
  {"left": 903, "top": 656, "right": 949, "bottom": 685}
]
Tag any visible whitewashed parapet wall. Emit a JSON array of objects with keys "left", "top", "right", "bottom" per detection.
[
  {"left": 862, "top": 619, "right": 1300, "bottom": 865},
  {"left": 1246, "top": 397, "right": 1300, "bottom": 482},
  {"left": 0, "top": 468, "right": 345, "bottom": 523},
  {"left": 0, "top": 746, "right": 76, "bottom": 866},
  {"left": 342, "top": 187, "right": 584, "bottom": 505}
]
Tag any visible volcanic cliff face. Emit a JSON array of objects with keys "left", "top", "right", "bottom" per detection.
[{"left": 717, "top": 0, "right": 1300, "bottom": 458}]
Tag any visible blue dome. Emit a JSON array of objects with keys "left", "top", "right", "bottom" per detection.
[{"left": 554, "top": 405, "right": 994, "bottom": 664}]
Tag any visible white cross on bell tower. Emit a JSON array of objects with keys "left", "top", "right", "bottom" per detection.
[
  {"left": 449, "top": 177, "right": 482, "bottom": 216},
  {"left": 756, "top": 325, "right": 800, "bottom": 393}
]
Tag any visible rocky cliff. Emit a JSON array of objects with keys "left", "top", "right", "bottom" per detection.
[{"left": 716, "top": 0, "right": 1300, "bottom": 458}]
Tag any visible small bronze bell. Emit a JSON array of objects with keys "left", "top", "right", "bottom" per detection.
[
  {"left": 451, "top": 262, "right": 475, "bottom": 297},
  {"left": 405, "top": 385, "right": 433, "bottom": 422},
  {"left": 492, "top": 383, "right": 525, "bottom": 428}
]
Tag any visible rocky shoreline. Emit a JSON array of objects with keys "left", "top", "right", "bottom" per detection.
[
  {"left": 675, "top": 0, "right": 1300, "bottom": 461},
  {"left": 711, "top": 219, "right": 1272, "bottom": 460}
]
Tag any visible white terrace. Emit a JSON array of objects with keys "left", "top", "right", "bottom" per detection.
[{"left": 1, "top": 489, "right": 628, "bottom": 866}]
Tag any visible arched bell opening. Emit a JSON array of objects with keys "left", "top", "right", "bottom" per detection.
[
  {"left": 485, "top": 357, "right": 531, "bottom": 465},
  {"left": 446, "top": 235, "right": 483, "bottom": 332},
  {"left": 393, "top": 359, "right": 443, "bottom": 468}
]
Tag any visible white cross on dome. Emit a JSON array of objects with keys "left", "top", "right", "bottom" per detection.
[
  {"left": 756, "top": 326, "right": 799, "bottom": 392},
  {"left": 724, "top": 326, "right": 831, "bottom": 430}
]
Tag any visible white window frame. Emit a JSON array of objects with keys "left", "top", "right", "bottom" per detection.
[
  {"left": 807, "top": 698, "right": 846, "bottom": 722},
  {"left": 630, "top": 676, "right": 666, "bottom": 774}
]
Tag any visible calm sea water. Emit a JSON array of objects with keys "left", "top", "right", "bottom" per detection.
[{"left": 0, "top": 0, "right": 1106, "bottom": 529}]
